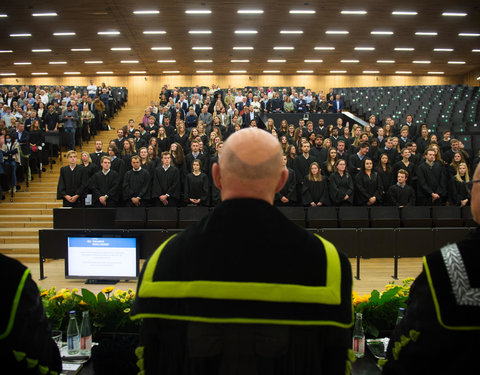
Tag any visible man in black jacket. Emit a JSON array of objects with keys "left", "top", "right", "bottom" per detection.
[
  {"left": 275, "top": 154, "right": 297, "bottom": 206},
  {"left": 89, "top": 156, "right": 120, "bottom": 207},
  {"left": 122, "top": 156, "right": 150, "bottom": 207},
  {"left": 57, "top": 150, "right": 88, "bottom": 207},
  {"left": 387, "top": 169, "right": 415, "bottom": 206},
  {"left": 152, "top": 152, "right": 180, "bottom": 207},
  {"left": 90, "top": 140, "right": 107, "bottom": 169},
  {"left": 416, "top": 148, "right": 447, "bottom": 205}
]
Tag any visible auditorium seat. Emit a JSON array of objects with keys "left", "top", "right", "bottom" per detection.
[
  {"left": 53, "top": 208, "right": 84, "bottom": 229},
  {"left": 461, "top": 206, "right": 477, "bottom": 227},
  {"left": 178, "top": 206, "right": 210, "bottom": 229},
  {"left": 277, "top": 207, "right": 306, "bottom": 227},
  {"left": 115, "top": 207, "right": 146, "bottom": 229},
  {"left": 338, "top": 207, "right": 369, "bottom": 228},
  {"left": 83, "top": 208, "right": 117, "bottom": 229},
  {"left": 400, "top": 206, "right": 432, "bottom": 227},
  {"left": 306, "top": 207, "right": 338, "bottom": 228},
  {"left": 431, "top": 206, "right": 462, "bottom": 227},
  {"left": 147, "top": 207, "right": 178, "bottom": 229},
  {"left": 369, "top": 207, "right": 401, "bottom": 228}
]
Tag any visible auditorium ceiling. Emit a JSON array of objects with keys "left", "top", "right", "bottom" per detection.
[{"left": 0, "top": 0, "right": 479, "bottom": 77}]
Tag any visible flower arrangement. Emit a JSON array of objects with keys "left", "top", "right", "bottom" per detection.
[
  {"left": 352, "top": 278, "right": 415, "bottom": 337},
  {"left": 41, "top": 286, "right": 139, "bottom": 336}
]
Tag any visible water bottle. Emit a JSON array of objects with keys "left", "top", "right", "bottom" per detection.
[
  {"left": 80, "top": 311, "right": 92, "bottom": 356},
  {"left": 396, "top": 307, "right": 405, "bottom": 325},
  {"left": 67, "top": 310, "right": 80, "bottom": 355},
  {"left": 352, "top": 312, "right": 365, "bottom": 358}
]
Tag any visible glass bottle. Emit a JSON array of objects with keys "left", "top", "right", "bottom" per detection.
[
  {"left": 352, "top": 312, "right": 365, "bottom": 358},
  {"left": 80, "top": 311, "right": 92, "bottom": 356},
  {"left": 396, "top": 307, "right": 405, "bottom": 325},
  {"left": 67, "top": 310, "right": 80, "bottom": 355}
]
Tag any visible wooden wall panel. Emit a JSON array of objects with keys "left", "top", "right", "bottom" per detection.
[{"left": 0, "top": 74, "right": 466, "bottom": 106}]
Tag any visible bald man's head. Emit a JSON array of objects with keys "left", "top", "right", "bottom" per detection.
[{"left": 213, "top": 128, "right": 287, "bottom": 204}]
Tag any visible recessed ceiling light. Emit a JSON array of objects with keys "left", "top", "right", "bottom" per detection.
[
  {"left": 363, "top": 71, "right": 380, "bottom": 73},
  {"left": 10, "top": 33, "right": 32, "bottom": 37},
  {"left": 194, "top": 59, "right": 213, "bottom": 63},
  {"left": 143, "top": 30, "right": 166, "bottom": 34},
  {"left": 459, "top": 33, "right": 480, "bottom": 37},
  {"left": 185, "top": 10, "right": 211, "bottom": 14},
  {"left": 98, "top": 31, "right": 120, "bottom": 35},
  {"left": 273, "top": 46, "right": 294, "bottom": 50},
  {"left": 233, "top": 46, "right": 254, "bottom": 50},
  {"left": 396, "top": 71, "right": 412, "bottom": 74},
  {"left": 0, "top": 50, "right": 13, "bottom": 53},
  {"left": 377, "top": 60, "right": 396, "bottom": 63},
  {"left": 289, "top": 10, "right": 316, "bottom": 14},
  {"left": 297, "top": 70, "right": 314, "bottom": 73},
  {"left": 428, "top": 71, "right": 444, "bottom": 74},
  {"left": 111, "top": 47, "right": 131, "bottom": 51},
  {"left": 355, "top": 47, "right": 375, "bottom": 50},
  {"left": 151, "top": 47, "right": 172, "bottom": 50},
  {"left": 231, "top": 59, "right": 250, "bottom": 63},
  {"left": 442, "top": 12, "right": 467, "bottom": 16},
  {"left": 263, "top": 70, "right": 280, "bottom": 73},
  {"left": 49, "top": 61, "right": 67, "bottom": 64},
  {"left": 85, "top": 61, "right": 103, "bottom": 64},
  {"left": 326, "top": 30, "right": 349, "bottom": 34},
  {"left": 341, "top": 10, "right": 367, "bottom": 14},
  {"left": 96, "top": 71, "right": 113, "bottom": 74},
  {"left": 189, "top": 30, "right": 212, "bottom": 34},
  {"left": 32, "top": 12, "right": 57, "bottom": 17},
  {"left": 395, "top": 47, "right": 415, "bottom": 51},
  {"left": 415, "top": 31, "right": 438, "bottom": 36},
  {"left": 157, "top": 60, "right": 176, "bottom": 63},
  {"left": 230, "top": 70, "right": 247, "bottom": 73},
  {"left": 472, "top": 49, "right": 480, "bottom": 52},
  {"left": 32, "top": 49, "right": 52, "bottom": 52},
  {"left": 31, "top": 72, "right": 48, "bottom": 75},
  {"left": 0, "top": 14, "right": 8, "bottom": 17},
  {"left": 163, "top": 70, "right": 180, "bottom": 73},
  {"left": 413, "top": 60, "right": 431, "bottom": 64},
  {"left": 192, "top": 46, "right": 212, "bottom": 50},
  {"left": 371, "top": 31, "right": 394, "bottom": 35},
  {"left": 71, "top": 48, "right": 91, "bottom": 51},
  {"left": 341, "top": 59, "right": 359, "bottom": 63},
  {"left": 13, "top": 62, "right": 31, "bottom": 65},
  {"left": 130, "top": 71, "right": 147, "bottom": 73},
  {"left": 235, "top": 30, "right": 257, "bottom": 34},
  {"left": 237, "top": 9, "right": 263, "bottom": 14},
  {"left": 0, "top": 73, "right": 16, "bottom": 76},
  {"left": 448, "top": 61, "right": 466, "bottom": 64},
  {"left": 121, "top": 60, "right": 139, "bottom": 63},
  {"left": 64, "top": 72, "right": 81, "bottom": 75},
  {"left": 133, "top": 10, "right": 159, "bottom": 14},
  {"left": 280, "top": 30, "right": 303, "bottom": 34},
  {"left": 304, "top": 59, "right": 323, "bottom": 63},
  {"left": 392, "top": 11, "right": 418, "bottom": 16},
  {"left": 53, "top": 32, "right": 76, "bottom": 36},
  {"left": 330, "top": 70, "right": 347, "bottom": 73},
  {"left": 314, "top": 46, "right": 335, "bottom": 50},
  {"left": 434, "top": 48, "right": 454, "bottom": 52},
  {"left": 196, "top": 70, "right": 213, "bottom": 73},
  {"left": 268, "top": 59, "right": 286, "bottom": 63}
]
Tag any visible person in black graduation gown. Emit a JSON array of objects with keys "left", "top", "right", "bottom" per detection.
[
  {"left": 416, "top": 148, "right": 447, "bottom": 206},
  {"left": 90, "top": 156, "right": 120, "bottom": 207},
  {"left": 348, "top": 142, "right": 369, "bottom": 177},
  {"left": 184, "top": 140, "right": 208, "bottom": 175},
  {"left": 387, "top": 169, "right": 416, "bottom": 206},
  {"left": 156, "top": 126, "right": 170, "bottom": 152},
  {"left": 275, "top": 154, "right": 297, "bottom": 206},
  {"left": 329, "top": 159, "right": 354, "bottom": 206},
  {"left": 208, "top": 142, "right": 223, "bottom": 207},
  {"left": 302, "top": 162, "right": 330, "bottom": 206},
  {"left": 293, "top": 141, "right": 317, "bottom": 201},
  {"left": 79, "top": 151, "right": 97, "bottom": 178},
  {"left": 321, "top": 147, "right": 337, "bottom": 178},
  {"left": 90, "top": 140, "right": 108, "bottom": 169},
  {"left": 56, "top": 150, "right": 88, "bottom": 207},
  {"left": 152, "top": 151, "right": 181, "bottom": 207},
  {"left": 184, "top": 159, "right": 209, "bottom": 206},
  {"left": 392, "top": 148, "right": 416, "bottom": 186},
  {"left": 107, "top": 144, "right": 126, "bottom": 183},
  {"left": 378, "top": 153, "right": 394, "bottom": 204},
  {"left": 354, "top": 157, "right": 383, "bottom": 206},
  {"left": 448, "top": 162, "right": 471, "bottom": 207},
  {"left": 122, "top": 155, "right": 151, "bottom": 207}
]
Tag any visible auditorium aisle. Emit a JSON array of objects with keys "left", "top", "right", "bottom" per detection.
[{"left": 0, "top": 102, "right": 144, "bottom": 265}]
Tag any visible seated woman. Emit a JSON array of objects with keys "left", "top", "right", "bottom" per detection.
[
  {"left": 328, "top": 159, "right": 354, "bottom": 206},
  {"left": 449, "top": 162, "right": 470, "bottom": 207},
  {"left": 184, "top": 159, "right": 209, "bottom": 206},
  {"left": 302, "top": 162, "right": 330, "bottom": 207},
  {"left": 354, "top": 157, "right": 383, "bottom": 206}
]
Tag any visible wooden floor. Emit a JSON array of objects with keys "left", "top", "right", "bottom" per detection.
[{"left": 26, "top": 257, "right": 424, "bottom": 296}]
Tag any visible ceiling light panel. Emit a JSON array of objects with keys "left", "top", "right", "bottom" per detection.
[
  {"left": 341, "top": 10, "right": 367, "bottom": 14},
  {"left": 392, "top": 11, "right": 418, "bottom": 16},
  {"left": 185, "top": 10, "right": 211, "bottom": 14},
  {"left": 133, "top": 10, "right": 159, "bottom": 14},
  {"left": 237, "top": 10, "right": 263, "bottom": 14},
  {"left": 289, "top": 10, "right": 316, "bottom": 14},
  {"left": 442, "top": 12, "right": 467, "bottom": 16},
  {"left": 280, "top": 30, "right": 303, "bottom": 34},
  {"left": 143, "top": 30, "right": 166, "bottom": 34}
]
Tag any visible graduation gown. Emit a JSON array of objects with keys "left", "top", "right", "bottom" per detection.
[
  {"left": 56, "top": 165, "right": 88, "bottom": 206},
  {"left": 354, "top": 171, "right": 383, "bottom": 205},
  {"left": 448, "top": 176, "right": 470, "bottom": 206},
  {"left": 152, "top": 165, "right": 181, "bottom": 200},
  {"left": 328, "top": 172, "right": 354, "bottom": 205},
  {"left": 90, "top": 169, "right": 120, "bottom": 205},
  {"left": 184, "top": 172, "right": 209, "bottom": 205},
  {"left": 416, "top": 161, "right": 447, "bottom": 201},
  {"left": 293, "top": 155, "right": 317, "bottom": 185},
  {"left": 387, "top": 183, "right": 416, "bottom": 206},
  {"left": 274, "top": 167, "right": 297, "bottom": 205},
  {"left": 122, "top": 167, "right": 151, "bottom": 201},
  {"left": 302, "top": 178, "right": 330, "bottom": 206}
]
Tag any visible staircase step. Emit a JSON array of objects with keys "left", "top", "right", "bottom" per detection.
[
  {"left": 0, "top": 236, "right": 38, "bottom": 244},
  {"left": 0, "top": 243, "right": 39, "bottom": 253},
  {"left": 0, "top": 228, "right": 40, "bottom": 236},
  {"left": 0, "top": 202, "right": 61, "bottom": 209},
  {"left": 1, "top": 215, "right": 52, "bottom": 222},
  {"left": 0, "top": 209, "right": 53, "bottom": 215},
  {"left": 0, "top": 222, "right": 52, "bottom": 228},
  {"left": 5, "top": 254, "right": 41, "bottom": 263}
]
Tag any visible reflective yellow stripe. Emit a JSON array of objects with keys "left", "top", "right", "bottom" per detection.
[
  {"left": 130, "top": 312, "right": 353, "bottom": 328},
  {"left": 138, "top": 233, "right": 342, "bottom": 305},
  {"left": 423, "top": 256, "right": 480, "bottom": 330}
]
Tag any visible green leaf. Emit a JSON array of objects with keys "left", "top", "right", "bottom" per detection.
[
  {"left": 81, "top": 288, "right": 97, "bottom": 307},
  {"left": 97, "top": 291, "right": 106, "bottom": 303},
  {"left": 369, "top": 290, "right": 380, "bottom": 303}
]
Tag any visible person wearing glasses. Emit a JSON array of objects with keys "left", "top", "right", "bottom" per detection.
[{"left": 382, "top": 163, "right": 480, "bottom": 374}]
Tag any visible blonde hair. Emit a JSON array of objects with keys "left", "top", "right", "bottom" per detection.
[{"left": 455, "top": 162, "right": 470, "bottom": 183}]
